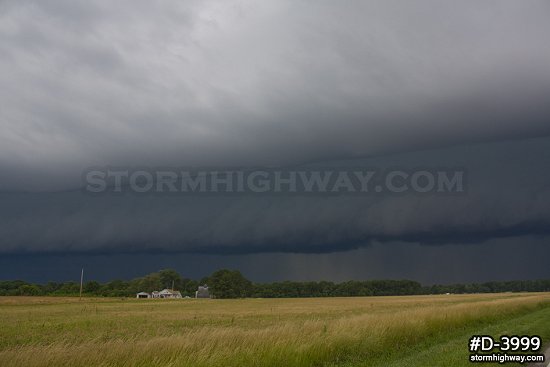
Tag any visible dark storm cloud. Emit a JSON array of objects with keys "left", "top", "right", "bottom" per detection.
[
  {"left": 0, "top": 137, "right": 549, "bottom": 254},
  {"left": 1, "top": 1, "right": 550, "bottom": 255},
  {"left": 1, "top": 1, "right": 550, "bottom": 190},
  {"left": 2, "top": 237, "right": 550, "bottom": 284}
]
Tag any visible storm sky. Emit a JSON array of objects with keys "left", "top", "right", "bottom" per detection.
[{"left": 1, "top": 1, "right": 549, "bottom": 283}]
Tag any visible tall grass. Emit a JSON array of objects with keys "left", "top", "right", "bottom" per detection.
[{"left": 0, "top": 293, "right": 548, "bottom": 366}]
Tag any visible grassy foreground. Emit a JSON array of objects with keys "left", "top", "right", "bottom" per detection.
[{"left": 0, "top": 293, "right": 549, "bottom": 366}]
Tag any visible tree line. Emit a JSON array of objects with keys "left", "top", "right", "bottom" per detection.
[{"left": 1, "top": 269, "right": 550, "bottom": 298}]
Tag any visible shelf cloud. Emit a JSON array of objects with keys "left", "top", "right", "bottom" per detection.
[
  {"left": 1, "top": 137, "right": 549, "bottom": 254},
  {"left": 0, "top": 0, "right": 549, "bottom": 272}
]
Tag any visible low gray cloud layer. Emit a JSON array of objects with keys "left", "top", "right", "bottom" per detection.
[{"left": 0, "top": 1, "right": 549, "bottom": 261}]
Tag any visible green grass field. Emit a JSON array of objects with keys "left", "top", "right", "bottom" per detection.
[{"left": 1, "top": 293, "right": 549, "bottom": 366}]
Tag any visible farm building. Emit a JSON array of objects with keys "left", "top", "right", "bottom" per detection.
[
  {"left": 152, "top": 289, "right": 182, "bottom": 299},
  {"left": 195, "top": 285, "right": 210, "bottom": 298},
  {"left": 137, "top": 289, "right": 182, "bottom": 299}
]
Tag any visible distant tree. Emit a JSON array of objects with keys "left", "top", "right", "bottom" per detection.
[
  {"left": 3, "top": 270, "right": 550, "bottom": 298},
  {"left": 42, "top": 282, "right": 60, "bottom": 294},
  {"left": 206, "top": 269, "right": 252, "bottom": 299},
  {"left": 136, "top": 273, "right": 163, "bottom": 293},
  {"left": 99, "top": 280, "right": 131, "bottom": 296},
  {"left": 180, "top": 278, "right": 199, "bottom": 297},
  {"left": 158, "top": 269, "right": 182, "bottom": 289},
  {"left": 56, "top": 282, "right": 80, "bottom": 295},
  {"left": 84, "top": 281, "right": 101, "bottom": 294},
  {"left": 19, "top": 284, "right": 41, "bottom": 296}
]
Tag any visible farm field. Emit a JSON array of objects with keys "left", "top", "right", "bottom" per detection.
[{"left": 1, "top": 293, "right": 550, "bottom": 367}]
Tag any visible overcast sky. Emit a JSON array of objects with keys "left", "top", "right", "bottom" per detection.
[{"left": 1, "top": 1, "right": 549, "bottom": 283}]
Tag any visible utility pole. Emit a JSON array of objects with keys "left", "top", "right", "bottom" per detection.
[
  {"left": 79, "top": 268, "right": 84, "bottom": 300},
  {"left": 172, "top": 279, "right": 175, "bottom": 291}
]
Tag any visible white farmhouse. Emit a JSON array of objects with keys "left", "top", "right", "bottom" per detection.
[
  {"left": 152, "top": 289, "right": 182, "bottom": 299},
  {"left": 137, "top": 289, "right": 183, "bottom": 299}
]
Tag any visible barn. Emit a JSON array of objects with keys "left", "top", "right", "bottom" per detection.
[{"left": 195, "top": 285, "right": 210, "bottom": 298}]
